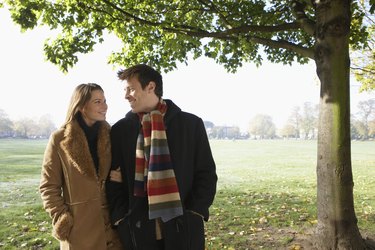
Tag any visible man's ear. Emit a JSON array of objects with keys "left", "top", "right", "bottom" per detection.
[{"left": 147, "top": 81, "right": 156, "bottom": 93}]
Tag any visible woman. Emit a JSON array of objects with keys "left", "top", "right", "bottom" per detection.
[{"left": 40, "top": 83, "right": 123, "bottom": 249}]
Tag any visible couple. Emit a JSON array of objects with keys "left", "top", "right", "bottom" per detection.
[{"left": 39, "top": 64, "right": 218, "bottom": 250}]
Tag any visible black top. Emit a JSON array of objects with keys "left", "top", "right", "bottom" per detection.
[{"left": 76, "top": 112, "right": 100, "bottom": 173}]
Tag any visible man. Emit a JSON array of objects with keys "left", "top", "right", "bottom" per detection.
[{"left": 106, "top": 64, "right": 217, "bottom": 250}]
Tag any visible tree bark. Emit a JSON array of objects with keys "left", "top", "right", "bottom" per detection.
[{"left": 314, "top": 0, "right": 366, "bottom": 249}]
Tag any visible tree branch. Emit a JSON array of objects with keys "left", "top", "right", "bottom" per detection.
[
  {"left": 249, "top": 36, "right": 315, "bottom": 59},
  {"left": 218, "top": 22, "right": 301, "bottom": 35},
  {"left": 99, "top": 1, "right": 314, "bottom": 59},
  {"left": 101, "top": 0, "right": 207, "bottom": 33},
  {"left": 160, "top": 22, "right": 301, "bottom": 40},
  {"left": 101, "top": 0, "right": 302, "bottom": 38},
  {"left": 351, "top": 66, "right": 375, "bottom": 74},
  {"left": 291, "top": 0, "right": 316, "bottom": 36},
  {"left": 196, "top": 0, "right": 233, "bottom": 29}
]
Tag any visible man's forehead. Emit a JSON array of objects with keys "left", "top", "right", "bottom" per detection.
[{"left": 125, "top": 78, "right": 138, "bottom": 86}]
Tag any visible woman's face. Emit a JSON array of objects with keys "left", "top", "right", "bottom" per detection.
[{"left": 80, "top": 90, "right": 108, "bottom": 126}]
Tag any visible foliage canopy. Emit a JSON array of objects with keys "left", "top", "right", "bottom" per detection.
[{"left": 3, "top": 0, "right": 368, "bottom": 73}]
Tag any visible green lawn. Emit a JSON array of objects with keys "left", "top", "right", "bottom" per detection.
[
  {"left": 207, "top": 139, "right": 375, "bottom": 249},
  {"left": 0, "top": 138, "right": 374, "bottom": 249}
]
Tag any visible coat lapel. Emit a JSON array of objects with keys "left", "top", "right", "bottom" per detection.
[
  {"left": 60, "top": 120, "right": 111, "bottom": 179},
  {"left": 97, "top": 122, "right": 111, "bottom": 180}
]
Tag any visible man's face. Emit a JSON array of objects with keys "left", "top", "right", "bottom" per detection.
[{"left": 124, "top": 77, "right": 154, "bottom": 113}]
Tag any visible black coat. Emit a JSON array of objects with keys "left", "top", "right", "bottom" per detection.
[{"left": 106, "top": 99, "right": 217, "bottom": 250}]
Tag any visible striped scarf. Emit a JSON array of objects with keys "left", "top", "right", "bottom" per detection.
[{"left": 134, "top": 99, "right": 183, "bottom": 222}]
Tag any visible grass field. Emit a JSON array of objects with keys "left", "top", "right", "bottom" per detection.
[{"left": 0, "top": 138, "right": 374, "bottom": 249}]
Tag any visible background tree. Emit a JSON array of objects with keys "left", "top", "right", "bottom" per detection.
[
  {"left": 226, "top": 126, "right": 241, "bottom": 139},
  {"left": 287, "top": 106, "right": 302, "bottom": 138},
  {"left": 369, "top": 119, "right": 375, "bottom": 137},
  {"left": 354, "top": 99, "right": 375, "bottom": 139},
  {"left": 352, "top": 119, "right": 369, "bottom": 139},
  {"left": 203, "top": 120, "right": 215, "bottom": 130},
  {"left": 283, "top": 103, "right": 318, "bottom": 139},
  {"left": 280, "top": 123, "right": 297, "bottom": 139},
  {"left": 0, "top": 110, "right": 57, "bottom": 139},
  {"left": 38, "top": 114, "right": 57, "bottom": 138},
  {"left": 204, "top": 120, "right": 215, "bottom": 139},
  {"left": 13, "top": 117, "right": 38, "bottom": 138},
  {"left": 3, "top": 0, "right": 372, "bottom": 248},
  {"left": 211, "top": 125, "right": 240, "bottom": 139},
  {"left": 350, "top": 114, "right": 361, "bottom": 140},
  {"left": 248, "top": 114, "right": 276, "bottom": 139},
  {"left": 0, "top": 109, "right": 14, "bottom": 137},
  {"left": 300, "top": 102, "right": 318, "bottom": 139},
  {"left": 351, "top": 0, "right": 375, "bottom": 91}
]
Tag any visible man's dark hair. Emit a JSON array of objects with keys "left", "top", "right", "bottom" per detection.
[{"left": 117, "top": 64, "right": 163, "bottom": 98}]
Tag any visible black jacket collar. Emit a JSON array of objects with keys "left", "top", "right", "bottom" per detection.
[{"left": 125, "top": 99, "right": 181, "bottom": 125}]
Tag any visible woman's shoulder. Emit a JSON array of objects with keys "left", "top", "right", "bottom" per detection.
[{"left": 51, "top": 126, "right": 65, "bottom": 138}]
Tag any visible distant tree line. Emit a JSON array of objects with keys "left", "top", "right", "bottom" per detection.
[
  {"left": 204, "top": 99, "right": 375, "bottom": 140},
  {"left": 0, "top": 109, "right": 56, "bottom": 139},
  {"left": 1, "top": 99, "right": 374, "bottom": 140},
  {"left": 279, "top": 102, "right": 319, "bottom": 140},
  {"left": 351, "top": 99, "right": 375, "bottom": 140}
]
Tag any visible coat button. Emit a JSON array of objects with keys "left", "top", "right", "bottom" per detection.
[{"left": 135, "top": 220, "right": 141, "bottom": 228}]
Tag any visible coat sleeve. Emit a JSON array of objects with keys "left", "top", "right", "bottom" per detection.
[
  {"left": 106, "top": 123, "right": 129, "bottom": 226},
  {"left": 190, "top": 118, "right": 218, "bottom": 221},
  {"left": 39, "top": 133, "right": 73, "bottom": 240}
]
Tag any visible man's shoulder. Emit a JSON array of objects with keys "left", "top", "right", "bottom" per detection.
[
  {"left": 179, "top": 110, "right": 201, "bottom": 120},
  {"left": 111, "top": 112, "right": 138, "bottom": 129},
  {"left": 165, "top": 99, "right": 201, "bottom": 121}
]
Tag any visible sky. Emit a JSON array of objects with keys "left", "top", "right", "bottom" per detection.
[{"left": 1, "top": 8, "right": 374, "bottom": 132}]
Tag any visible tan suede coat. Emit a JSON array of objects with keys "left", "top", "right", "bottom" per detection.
[{"left": 40, "top": 120, "right": 122, "bottom": 250}]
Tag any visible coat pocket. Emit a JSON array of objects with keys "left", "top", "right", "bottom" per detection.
[
  {"left": 117, "top": 215, "right": 156, "bottom": 250},
  {"left": 163, "top": 211, "right": 205, "bottom": 250},
  {"left": 52, "top": 211, "right": 73, "bottom": 241},
  {"left": 185, "top": 211, "right": 205, "bottom": 250}
]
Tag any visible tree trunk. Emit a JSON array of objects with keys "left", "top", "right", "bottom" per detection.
[{"left": 314, "top": 0, "right": 366, "bottom": 249}]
